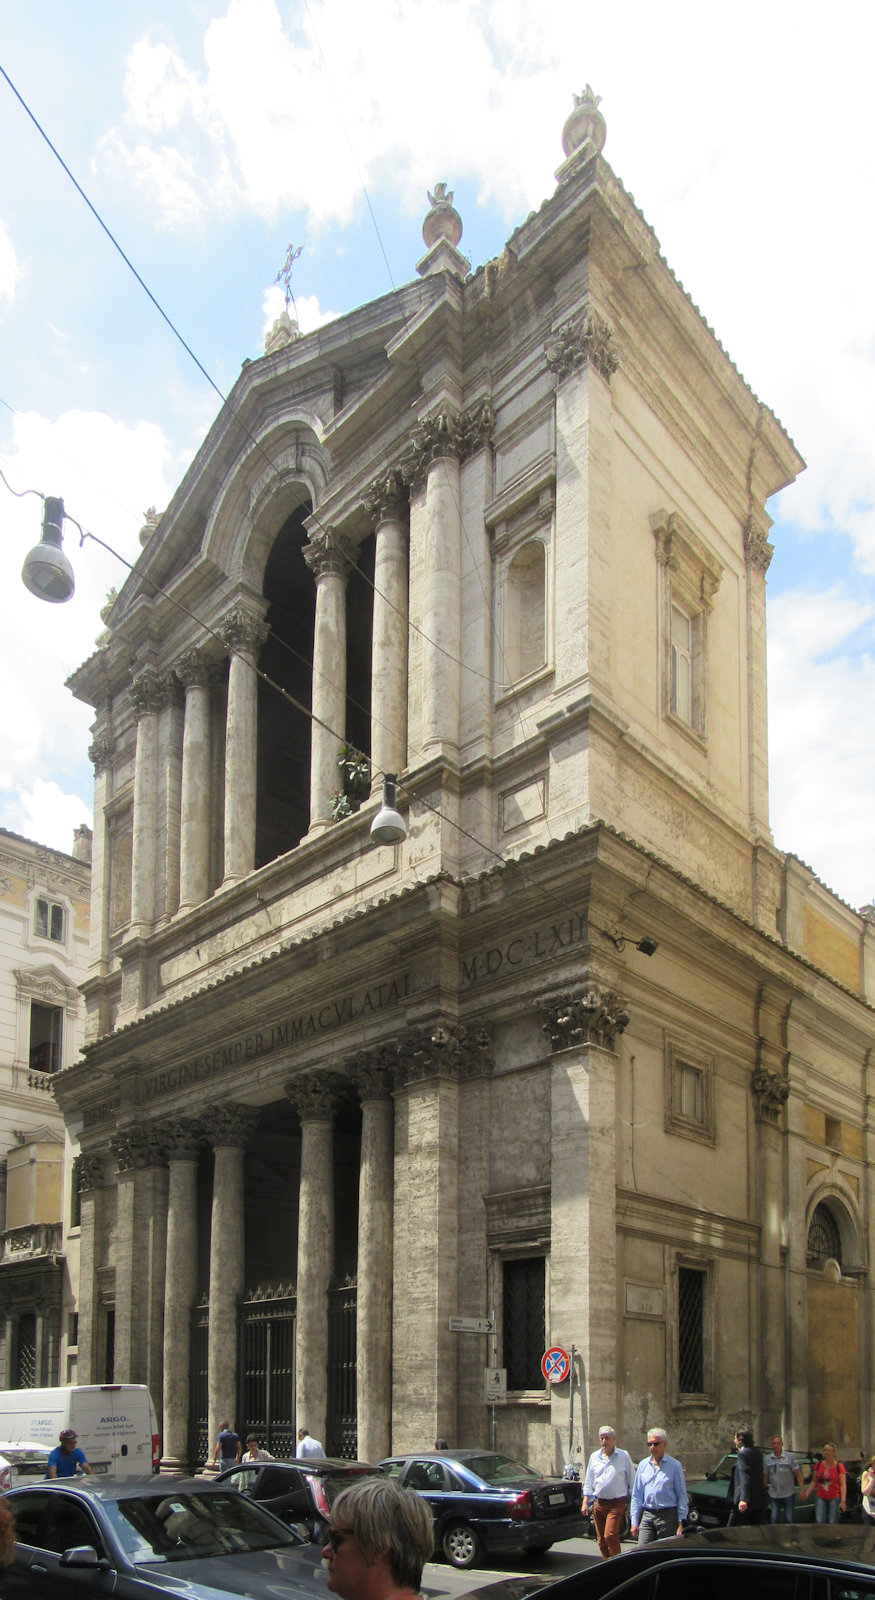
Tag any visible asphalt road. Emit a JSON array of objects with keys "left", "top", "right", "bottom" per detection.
[{"left": 422, "top": 1532, "right": 635, "bottom": 1600}]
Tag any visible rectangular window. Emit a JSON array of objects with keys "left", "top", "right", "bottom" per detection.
[
  {"left": 503, "top": 1256, "right": 546, "bottom": 1390},
  {"left": 665, "top": 1037, "right": 715, "bottom": 1146},
  {"left": 678, "top": 1063, "right": 704, "bottom": 1124},
  {"left": 678, "top": 1267, "right": 705, "bottom": 1393},
  {"left": 34, "top": 898, "right": 65, "bottom": 942},
  {"left": 29, "top": 1002, "right": 62, "bottom": 1073},
  {"left": 670, "top": 604, "right": 693, "bottom": 725}
]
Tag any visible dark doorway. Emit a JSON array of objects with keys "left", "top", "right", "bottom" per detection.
[{"left": 256, "top": 503, "right": 315, "bottom": 867}]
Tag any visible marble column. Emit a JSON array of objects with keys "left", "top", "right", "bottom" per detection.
[
  {"left": 76, "top": 1151, "right": 107, "bottom": 1384},
  {"left": 364, "top": 472, "right": 409, "bottom": 793},
  {"left": 160, "top": 1119, "right": 202, "bottom": 1472},
  {"left": 304, "top": 531, "right": 356, "bottom": 835},
  {"left": 110, "top": 1127, "right": 169, "bottom": 1402},
  {"left": 220, "top": 608, "right": 270, "bottom": 886},
  {"left": 130, "top": 671, "right": 166, "bottom": 933},
  {"left": 349, "top": 1053, "right": 395, "bottom": 1462},
  {"left": 177, "top": 649, "right": 214, "bottom": 912},
  {"left": 202, "top": 1104, "right": 259, "bottom": 1452},
  {"left": 541, "top": 986, "right": 629, "bottom": 1452},
  {"left": 285, "top": 1072, "right": 344, "bottom": 1445},
  {"left": 87, "top": 729, "right": 114, "bottom": 975}
]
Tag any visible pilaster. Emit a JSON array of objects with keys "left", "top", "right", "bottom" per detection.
[
  {"left": 160, "top": 1118, "right": 203, "bottom": 1471},
  {"left": 221, "top": 607, "right": 270, "bottom": 885},
  {"left": 364, "top": 472, "right": 410, "bottom": 792}
]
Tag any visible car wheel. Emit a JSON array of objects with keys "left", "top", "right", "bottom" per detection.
[{"left": 442, "top": 1521, "right": 482, "bottom": 1569}]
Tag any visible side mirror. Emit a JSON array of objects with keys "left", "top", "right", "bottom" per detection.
[{"left": 60, "top": 1546, "right": 111, "bottom": 1570}]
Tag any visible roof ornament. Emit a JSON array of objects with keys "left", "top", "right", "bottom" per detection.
[
  {"left": 266, "top": 242, "right": 303, "bottom": 354},
  {"left": 557, "top": 86, "right": 607, "bottom": 185},
  {"left": 417, "top": 183, "right": 470, "bottom": 280},
  {"left": 138, "top": 506, "right": 161, "bottom": 548}
]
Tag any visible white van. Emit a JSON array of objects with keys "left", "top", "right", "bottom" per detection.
[{"left": 0, "top": 1385, "right": 159, "bottom": 1476}]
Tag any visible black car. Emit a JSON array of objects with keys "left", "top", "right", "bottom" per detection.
[
  {"left": 379, "top": 1449, "right": 584, "bottom": 1568},
  {"left": 466, "top": 1525, "right": 875, "bottom": 1600},
  {"left": 686, "top": 1449, "right": 863, "bottom": 1528},
  {"left": 0, "top": 1473, "right": 329, "bottom": 1599},
  {"left": 216, "top": 1456, "right": 384, "bottom": 1538}
]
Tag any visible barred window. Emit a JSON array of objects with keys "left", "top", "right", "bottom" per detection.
[
  {"left": 503, "top": 1256, "right": 546, "bottom": 1390},
  {"left": 678, "top": 1267, "right": 705, "bottom": 1394},
  {"left": 808, "top": 1202, "right": 842, "bottom": 1267},
  {"left": 15, "top": 1314, "right": 36, "bottom": 1388}
]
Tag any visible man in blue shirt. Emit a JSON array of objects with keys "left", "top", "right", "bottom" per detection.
[
  {"left": 630, "top": 1429, "right": 688, "bottom": 1543},
  {"left": 47, "top": 1429, "right": 92, "bottom": 1479}
]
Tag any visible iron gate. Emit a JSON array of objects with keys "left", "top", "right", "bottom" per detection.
[
  {"left": 238, "top": 1284, "right": 296, "bottom": 1459},
  {"left": 188, "top": 1294, "right": 210, "bottom": 1468},
  {"left": 326, "top": 1277, "right": 357, "bottom": 1458}
]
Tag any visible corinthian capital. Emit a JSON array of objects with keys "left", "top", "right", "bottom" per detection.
[
  {"left": 159, "top": 1117, "right": 204, "bottom": 1159},
  {"left": 201, "top": 1103, "right": 261, "bottom": 1148},
  {"left": 220, "top": 608, "right": 270, "bottom": 657},
  {"left": 546, "top": 306, "right": 620, "bottom": 383},
  {"left": 175, "top": 648, "right": 215, "bottom": 691},
  {"left": 743, "top": 521, "right": 774, "bottom": 574},
  {"left": 88, "top": 733, "right": 115, "bottom": 772},
  {"left": 347, "top": 1050, "right": 395, "bottom": 1102},
  {"left": 364, "top": 469, "right": 409, "bottom": 528},
  {"left": 111, "top": 1125, "right": 167, "bottom": 1172},
  {"left": 396, "top": 1020, "right": 493, "bottom": 1086},
  {"left": 77, "top": 1152, "right": 107, "bottom": 1192},
  {"left": 409, "top": 400, "right": 494, "bottom": 488},
  {"left": 285, "top": 1070, "right": 348, "bottom": 1121},
  {"left": 751, "top": 1067, "right": 790, "bottom": 1124},
  {"left": 129, "top": 670, "right": 169, "bottom": 720},
  {"left": 303, "top": 529, "right": 357, "bottom": 582},
  {"left": 539, "top": 985, "right": 630, "bottom": 1052}
]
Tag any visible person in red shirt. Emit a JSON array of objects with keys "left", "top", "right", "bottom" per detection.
[{"left": 803, "top": 1443, "right": 847, "bottom": 1523}]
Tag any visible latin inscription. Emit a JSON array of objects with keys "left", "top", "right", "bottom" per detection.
[
  {"left": 461, "top": 914, "right": 587, "bottom": 986},
  {"left": 143, "top": 972, "right": 410, "bottom": 1101}
]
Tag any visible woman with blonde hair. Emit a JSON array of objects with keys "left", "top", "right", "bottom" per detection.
[{"left": 803, "top": 1443, "right": 847, "bottom": 1524}]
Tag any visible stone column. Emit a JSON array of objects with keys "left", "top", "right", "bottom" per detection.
[
  {"left": 541, "top": 985, "right": 629, "bottom": 1454},
  {"left": 159, "top": 684, "right": 184, "bottom": 923},
  {"left": 349, "top": 1053, "right": 395, "bottom": 1461},
  {"left": 220, "top": 608, "right": 270, "bottom": 886},
  {"left": 130, "top": 671, "right": 166, "bottom": 933},
  {"left": 303, "top": 531, "right": 356, "bottom": 835},
  {"left": 110, "top": 1127, "right": 168, "bottom": 1399},
  {"left": 202, "top": 1104, "right": 259, "bottom": 1451},
  {"left": 87, "top": 729, "right": 114, "bottom": 975},
  {"left": 160, "top": 1119, "right": 202, "bottom": 1472},
  {"left": 364, "top": 472, "right": 409, "bottom": 792},
  {"left": 76, "top": 1152, "right": 107, "bottom": 1383},
  {"left": 285, "top": 1072, "right": 344, "bottom": 1445},
  {"left": 177, "top": 650, "right": 214, "bottom": 912}
]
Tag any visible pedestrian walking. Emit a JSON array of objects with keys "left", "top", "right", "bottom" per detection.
[
  {"left": 582, "top": 1426, "right": 634, "bottom": 1559},
  {"left": 244, "top": 1433, "right": 274, "bottom": 1461},
  {"left": 861, "top": 1457, "right": 875, "bottom": 1524},
  {"left": 766, "top": 1436, "right": 805, "bottom": 1524},
  {"left": 728, "top": 1429, "right": 769, "bottom": 1525},
  {"left": 323, "top": 1478, "right": 435, "bottom": 1600},
  {"left": 630, "top": 1429, "right": 688, "bottom": 1543},
  {"left": 212, "top": 1420, "right": 242, "bottom": 1469},
  {"left": 298, "top": 1426, "right": 327, "bottom": 1459},
  {"left": 803, "top": 1443, "right": 847, "bottom": 1523},
  {"left": 47, "top": 1429, "right": 93, "bottom": 1479}
]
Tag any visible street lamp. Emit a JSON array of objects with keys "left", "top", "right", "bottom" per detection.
[
  {"left": 21, "top": 496, "right": 75, "bottom": 603},
  {"left": 370, "top": 774, "right": 407, "bottom": 845}
]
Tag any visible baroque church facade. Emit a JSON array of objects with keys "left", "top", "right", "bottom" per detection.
[{"left": 60, "top": 92, "right": 875, "bottom": 1474}]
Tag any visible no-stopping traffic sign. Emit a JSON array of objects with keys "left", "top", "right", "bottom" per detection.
[{"left": 541, "top": 1345, "right": 570, "bottom": 1384}]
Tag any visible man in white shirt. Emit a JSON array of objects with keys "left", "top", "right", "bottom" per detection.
[
  {"left": 297, "top": 1427, "right": 326, "bottom": 1459},
  {"left": 582, "top": 1425, "right": 635, "bottom": 1559}
]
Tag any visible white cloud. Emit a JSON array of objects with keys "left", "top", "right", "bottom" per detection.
[
  {"left": 768, "top": 588, "right": 875, "bottom": 908},
  {"left": 0, "top": 217, "right": 21, "bottom": 305},
  {"left": 0, "top": 781, "right": 92, "bottom": 858},
  {"left": 261, "top": 283, "right": 339, "bottom": 341}
]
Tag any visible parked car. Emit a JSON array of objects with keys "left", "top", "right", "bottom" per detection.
[
  {"left": 464, "top": 1525, "right": 875, "bottom": 1600},
  {"left": 216, "top": 1455, "right": 385, "bottom": 1538},
  {"left": 0, "top": 1473, "right": 330, "bottom": 1598},
  {"left": 686, "top": 1449, "right": 863, "bottom": 1528},
  {"left": 379, "top": 1448, "right": 585, "bottom": 1569},
  {"left": 0, "top": 1442, "right": 51, "bottom": 1492}
]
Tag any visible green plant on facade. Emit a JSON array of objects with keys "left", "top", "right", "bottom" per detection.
[{"left": 331, "top": 745, "right": 371, "bottom": 821}]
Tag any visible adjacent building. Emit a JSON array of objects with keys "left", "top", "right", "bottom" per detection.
[
  {"left": 0, "top": 826, "right": 90, "bottom": 1388},
  {"left": 59, "top": 92, "right": 875, "bottom": 1473}
]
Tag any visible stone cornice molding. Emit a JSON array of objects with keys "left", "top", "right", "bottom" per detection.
[
  {"left": 539, "top": 985, "right": 630, "bottom": 1052},
  {"left": 284, "top": 1070, "right": 348, "bottom": 1121},
  {"left": 409, "top": 400, "right": 494, "bottom": 488},
  {"left": 743, "top": 520, "right": 774, "bottom": 574},
  {"left": 650, "top": 508, "right": 723, "bottom": 609},
  {"left": 220, "top": 608, "right": 271, "bottom": 658},
  {"left": 201, "top": 1103, "right": 260, "bottom": 1148},
  {"left": 129, "top": 670, "right": 170, "bottom": 721},
  {"left": 302, "top": 529, "right": 357, "bottom": 583},
  {"left": 159, "top": 1117, "right": 204, "bottom": 1159},
  {"left": 347, "top": 1050, "right": 395, "bottom": 1102},
  {"left": 111, "top": 1126, "right": 167, "bottom": 1173},
  {"left": 396, "top": 1020, "right": 494, "bottom": 1086},
  {"left": 546, "top": 306, "right": 620, "bottom": 384},
  {"left": 363, "top": 468, "right": 409, "bottom": 529},
  {"left": 88, "top": 732, "right": 115, "bottom": 772},
  {"left": 175, "top": 648, "right": 216, "bottom": 692},
  {"left": 78, "top": 1152, "right": 107, "bottom": 1192},
  {"left": 751, "top": 1067, "right": 790, "bottom": 1124}
]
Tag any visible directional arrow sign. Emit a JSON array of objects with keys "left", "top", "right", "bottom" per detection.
[{"left": 449, "top": 1316, "right": 495, "bottom": 1334}]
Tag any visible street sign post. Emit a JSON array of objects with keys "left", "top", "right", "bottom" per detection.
[
  {"left": 541, "top": 1345, "right": 570, "bottom": 1384},
  {"left": 484, "top": 1367, "right": 507, "bottom": 1405},
  {"left": 449, "top": 1316, "right": 495, "bottom": 1334}
]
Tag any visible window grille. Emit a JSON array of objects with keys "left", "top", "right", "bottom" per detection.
[
  {"left": 503, "top": 1257, "right": 545, "bottom": 1389},
  {"left": 15, "top": 1314, "right": 36, "bottom": 1387},
  {"left": 808, "top": 1202, "right": 842, "bottom": 1266},
  {"left": 678, "top": 1267, "right": 704, "bottom": 1393}
]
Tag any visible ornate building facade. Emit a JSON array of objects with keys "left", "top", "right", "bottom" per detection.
[
  {"left": 60, "top": 93, "right": 875, "bottom": 1473},
  {"left": 0, "top": 826, "right": 90, "bottom": 1388}
]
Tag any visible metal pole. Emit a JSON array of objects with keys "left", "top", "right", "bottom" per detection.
[{"left": 569, "top": 1343, "right": 575, "bottom": 1463}]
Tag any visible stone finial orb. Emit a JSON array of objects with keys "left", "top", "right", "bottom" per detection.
[
  {"left": 561, "top": 85, "right": 607, "bottom": 159},
  {"left": 422, "top": 183, "right": 463, "bottom": 251},
  {"left": 264, "top": 306, "right": 301, "bottom": 356},
  {"left": 139, "top": 507, "right": 162, "bottom": 548}
]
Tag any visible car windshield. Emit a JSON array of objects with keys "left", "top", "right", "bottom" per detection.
[
  {"left": 103, "top": 1491, "right": 299, "bottom": 1564},
  {"left": 463, "top": 1455, "right": 540, "bottom": 1485},
  {"left": 709, "top": 1456, "right": 737, "bottom": 1480},
  {"left": 310, "top": 1468, "right": 383, "bottom": 1505}
]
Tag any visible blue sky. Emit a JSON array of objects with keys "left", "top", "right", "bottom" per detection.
[{"left": 1, "top": 0, "right": 873, "bottom": 908}]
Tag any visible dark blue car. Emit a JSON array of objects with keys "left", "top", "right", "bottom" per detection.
[{"left": 379, "top": 1449, "right": 584, "bottom": 1569}]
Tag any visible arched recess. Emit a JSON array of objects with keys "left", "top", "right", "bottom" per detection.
[
  {"left": 804, "top": 1183, "right": 866, "bottom": 1450},
  {"left": 256, "top": 501, "right": 315, "bottom": 867}
]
